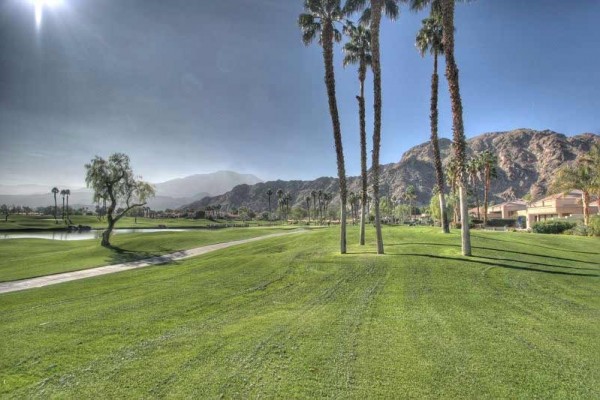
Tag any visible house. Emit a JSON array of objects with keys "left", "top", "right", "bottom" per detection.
[
  {"left": 469, "top": 200, "right": 528, "bottom": 220},
  {"left": 523, "top": 190, "right": 599, "bottom": 229}
]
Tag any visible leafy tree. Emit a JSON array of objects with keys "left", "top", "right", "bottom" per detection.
[
  {"left": 343, "top": 21, "right": 372, "bottom": 243},
  {"left": 85, "top": 153, "right": 155, "bottom": 247},
  {"left": 0, "top": 204, "right": 9, "bottom": 222},
  {"left": 346, "top": 0, "right": 400, "bottom": 254},
  {"left": 51, "top": 187, "right": 59, "bottom": 224},
  {"left": 299, "top": 0, "right": 349, "bottom": 253},
  {"left": 416, "top": 11, "right": 450, "bottom": 233}
]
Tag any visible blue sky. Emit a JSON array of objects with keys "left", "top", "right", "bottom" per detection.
[{"left": 0, "top": 0, "right": 598, "bottom": 186}]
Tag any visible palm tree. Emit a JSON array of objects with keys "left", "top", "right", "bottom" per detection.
[
  {"left": 480, "top": 150, "right": 497, "bottom": 225},
  {"left": 345, "top": 0, "right": 400, "bottom": 254},
  {"left": 64, "top": 189, "right": 71, "bottom": 224},
  {"left": 318, "top": 189, "right": 324, "bottom": 221},
  {"left": 343, "top": 22, "right": 372, "bottom": 244},
  {"left": 311, "top": 190, "right": 318, "bottom": 221},
  {"left": 412, "top": 0, "right": 471, "bottom": 254},
  {"left": 404, "top": 185, "right": 417, "bottom": 220},
  {"left": 416, "top": 11, "right": 450, "bottom": 234},
  {"left": 51, "top": 187, "right": 59, "bottom": 224},
  {"left": 305, "top": 196, "right": 312, "bottom": 223},
  {"left": 60, "top": 189, "right": 66, "bottom": 222},
  {"left": 299, "top": 0, "right": 348, "bottom": 254},
  {"left": 276, "top": 189, "right": 284, "bottom": 220},
  {"left": 348, "top": 191, "right": 357, "bottom": 224},
  {"left": 466, "top": 157, "right": 482, "bottom": 219},
  {"left": 550, "top": 155, "right": 598, "bottom": 226},
  {"left": 266, "top": 188, "right": 273, "bottom": 216}
]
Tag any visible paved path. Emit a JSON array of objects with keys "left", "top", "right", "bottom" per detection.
[{"left": 0, "top": 230, "right": 305, "bottom": 294}]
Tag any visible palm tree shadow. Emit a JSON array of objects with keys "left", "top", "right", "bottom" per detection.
[
  {"left": 386, "top": 242, "right": 599, "bottom": 266},
  {"left": 385, "top": 253, "right": 599, "bottom": 277},
  {"left": 471, "top": 233, "right": 600, "bottom": 255}
]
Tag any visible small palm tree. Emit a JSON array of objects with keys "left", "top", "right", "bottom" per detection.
[
  {"left": 343, "top": 22, "right": 372, "bottom": 244},
  {"left": 60, "top": 189, "right": 66, "bottom": 222},
  {"left": 550, "top": 154, "right": 598, "bottom": 226},
  {"left": 479, "top": 151, "right": 497, "bottom": 225},
  {"left": 404, "top": 185, "right": 417, "bottom": 220},
  {"left": 51, "top": 187, "right": 59, "bottom": 224},
  {"left": 416, "top": 11, "right": 450, "bottom": 233},
  {"left": 299, "top": 0, "right": 348, "bottom": 254},
  {"left": 466, "top": 157, "right": 482, "bottom": 219},
  {"left": 64, "top": 189, "right": 71, "bottom": 224},
  {"left": 311, "top": 190, "right": 318, "bottom": 221},
  {"left": 266, "top": 188, "right": 273, "bottom": 216},
  {"left": 305, "top": 196, "right": 312, "bottom": 223},
  {"left": 276, "top": 189, "right": 284, "bottom": 220}
]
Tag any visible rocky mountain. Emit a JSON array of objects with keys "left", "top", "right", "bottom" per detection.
[{"left": 183, "top": 129, "right": 599, "bottom": 211}]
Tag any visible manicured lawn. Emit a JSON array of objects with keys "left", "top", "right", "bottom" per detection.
[
  {"left": 0, "top": 215, "right": 245, "bottom": 231},
  {"left": 0, "top": 227, "right": 299, "bottom": 282},
  {"left": 0, "top": 227, "right": 598, "bottom": 398}
]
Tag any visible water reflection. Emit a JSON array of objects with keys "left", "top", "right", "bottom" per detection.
[{"left": 0, "top": 228, "right": 191, "bottom": 241}]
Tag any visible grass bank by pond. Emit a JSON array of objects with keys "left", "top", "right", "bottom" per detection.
[
  {"left": 0, "top": 226, "right": 598, "bottom": 397},
  {"left": 0, "top": 226, "right": 301, "bottom": 282}
]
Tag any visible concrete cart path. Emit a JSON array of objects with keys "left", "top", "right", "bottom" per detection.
[{"left": 0, "top": 229, "right": 306, "bottom": 295}]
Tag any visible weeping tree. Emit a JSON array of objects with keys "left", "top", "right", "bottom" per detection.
[
  {"left": 85, "top": 153, "right": 155, "bottom": 247},
  {"left": 415, "top": 9, "right": 450, "bottom": 233},
  {"left": 299, "top": 0, "right": 348, "bottom": 253},
  {"left": 343, "top": 21, "right": 372, "bottom": 244}
]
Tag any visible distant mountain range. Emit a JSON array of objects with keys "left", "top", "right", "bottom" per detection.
[
  {"left": 182, "top": 129, "right": 599, "bottom": 211},
  {"left": 0, "top": 171, "right": 262, "bottom": 210}
]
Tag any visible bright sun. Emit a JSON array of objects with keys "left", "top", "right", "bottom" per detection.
[{"left": 29, "top": 0, "right": 63, "bottom": 29}]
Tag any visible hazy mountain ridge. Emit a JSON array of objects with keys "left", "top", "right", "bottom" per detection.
[
  {"left": 183, "top": 129, "right": 599, "bottom": 211},
  {"left": 0, "top": 171, "right": 262, "bottom": 210}
]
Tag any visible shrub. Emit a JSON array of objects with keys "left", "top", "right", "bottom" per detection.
[
  {"left": 486, "top": 218, "right": 517, "bottom": 227},
  {"left": 589, "top": 216, "right": 600, "bottom": 237},
  {"left": 532, "top": 220, "right": 576, "bottom": 234}
]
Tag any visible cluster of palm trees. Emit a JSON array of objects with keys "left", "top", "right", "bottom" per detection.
[
  {"left": 51, "top": 187, "right": 71, "bottom": 224},
  {"left": 299, "top": 0, "right": 473, "bottom": 255},
  {"left": 266, "top": 188, "right": 334, "bottom": 222},
  {"left": 205, "top": 204, "right": 222, "bottom": 218}
]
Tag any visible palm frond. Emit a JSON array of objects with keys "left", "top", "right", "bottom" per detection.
[
  {"left": 383, "top": 0, "right": 400, "bottom": 20},
  {"left": 358, "top": 7, "right": 371, "bottom": 26}
]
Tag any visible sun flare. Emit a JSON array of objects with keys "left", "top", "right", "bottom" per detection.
[{"left": 28, "top": 0, "right": 63, "bottom": 29}]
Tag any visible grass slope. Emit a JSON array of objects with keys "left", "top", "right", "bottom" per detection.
[
  {"left": 0, "top": 215, "right": 237, "bottom": 231},
  {"left": 0, "top": 227, "right": 598, "bottom": 398},
  {"left": 0, "top": 227, "right": 297, "bottom": 282}
]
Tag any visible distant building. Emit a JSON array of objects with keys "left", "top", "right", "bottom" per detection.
[
  {"left": 468, "top": 190, "right": 598, "bottom": 229},
  {"left": 523, "top": 189, "right": 598, "bottom": 228},
  {"left": 469, "top": 200, "right": 528, "bottom": 220}
]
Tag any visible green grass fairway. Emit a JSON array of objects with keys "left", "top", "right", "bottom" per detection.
[
  {"left": 0, "top": 227, "right": 598, "bottom": 398},
  {"left": 0, "top": 215, "right": 236, "bottom": 231},
  {"left": 0, "top": 227, "right": 299, "bottom": 282}
]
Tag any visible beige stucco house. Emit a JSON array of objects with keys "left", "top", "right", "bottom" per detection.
[{"left": 523, "top": 190, "right": 598, "bottom": 228}]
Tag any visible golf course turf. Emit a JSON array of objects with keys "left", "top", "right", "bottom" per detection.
[{"left": 0, "top": 226, "right": 598, "bottom": 398}]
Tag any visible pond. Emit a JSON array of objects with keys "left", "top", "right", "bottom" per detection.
[{"left": 0, "top": 229, "right": 193, "bottom": 241}]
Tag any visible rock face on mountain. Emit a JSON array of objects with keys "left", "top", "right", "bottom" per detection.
[{"left": 183, "top": 129, "right": 599, "bottom": 211}]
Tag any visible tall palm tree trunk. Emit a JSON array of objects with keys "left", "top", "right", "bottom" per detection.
[
  {"left": 371, "top": 0, "right": 384, "bottom": 254},
  {"left": 359, "top": 59, "right": 368, "bottom": 245},
  {"left": 582, "top": 191, "right": 590, "bottom": 226},
  {"left": 430, "top": 52, "right": 450, "bottom": 234},
  {"left": 53, "top": 193, "right": 58, "bottom": 224},
  {"left": 483, "top": 169, "right": 490, "bottom": 225},
  {"left": 323, "top": 21, "right": 347, "bottom": 254},
  {"left": 61, "top": 197, "right": 65, "bottom": 222},
  {"left": 441, "top": 0, "right": 471, "bottom": 255}
]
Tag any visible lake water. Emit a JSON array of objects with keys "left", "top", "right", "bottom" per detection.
[{"left": 0, "top": 229, "right": 192, "bottom": 241}]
